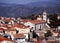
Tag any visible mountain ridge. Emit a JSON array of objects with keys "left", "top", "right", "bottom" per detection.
[{"left": 0, "top": 2, "right": 60, "bottom": 17}]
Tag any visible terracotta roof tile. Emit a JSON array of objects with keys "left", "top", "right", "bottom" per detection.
[
  {"left": 0, "top": 28, "right": 4, "bottom": 30},
  {"left": 5, "top": 18, "right": 11, "bottom": 22},
  {"left": 13, "top": 34, "right": 25, "bottom": 38},
  {"left": 0, "top": 36, "right": 17, "bottom": 43},
  {"left": 20, "top": 19, "right": 32, "bottom": 23},
  {"left": 20, "top": 20, "right": 28, "bottom": 23},
  {"left": 35, "top": 41, "right": 42, "bottom": 43},
  {"left": 29, "top": 20, "right": 45, "bottom": 24},
  {"left": 7, "top": 25, "right": 15, "bottom": 29},
  {"left": 5, "top": 29, "right": 16, "bottom": 32},
  {"left": 14, "top": 22, "right": 27, "bottom": 29},
  {"left": 0, "top": 24, "right": 7, "bottom": 27},
  {"left": 0, "top": 26, "right": 7, "bottom": 30}
]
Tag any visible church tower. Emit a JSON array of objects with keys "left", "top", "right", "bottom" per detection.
[{"left": 43, "top": 11, "right": 47, "bottom": 22}]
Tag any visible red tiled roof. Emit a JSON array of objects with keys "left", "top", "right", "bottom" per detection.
[
  {"left": 5, "top": 18, "right": 11, "bottom": 22},
  {"left": 3, "top": 25, "right": 16, "bottom": 31},
  {"left": 34, "top": 41, "right": 42, "bottom": 43},
  {"left": 5, "top": 29, "right": 16, "bottom": 32},
  {"left": 28, "top": 20, "right": 45, "bottom": 24},
  {"left": 20, "top": 19, "right": 45, "bottom": 24},
  {"left": 20, "top": 19, "right": 32, "bottom": 23},
  {"left": 14, "top": 22, "right": 27, "bottom": 29},
  {"left": 0, "top": 28, "right": 4, "bottom": 30},
  {"left": 7, "top": 25, "right": 15, "bottom": 29},
  {"left": 47, "top": 40, "right": 58, "bottom": 43},
  {"left": 0, "top": 24, "right": 7, "bottom": 27},
  {"left": 20, "top": 20, "right": 28, "bottom": 23},
  {"left": 9, "top": 27, "right": 15, "bottom": 29},
  {"left": 13, "top": 34, "right": 25, "bottom": 38},
  {"left": 0, "top": 26, "right": 7, "bottom": 30}
]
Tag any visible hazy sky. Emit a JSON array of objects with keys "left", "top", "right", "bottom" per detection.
[{"left": 0, "top": 0, "right": 60, "bottom": 4}]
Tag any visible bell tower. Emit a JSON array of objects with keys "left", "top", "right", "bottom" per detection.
[{"left": 43, "top": 11, "right": 47, "bottom": 22}]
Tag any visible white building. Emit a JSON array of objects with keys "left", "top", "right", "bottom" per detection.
[
  {"left": 43, "top": 11, "right": 47, "bottom": 22},
  {"left": 24, "top": 20, "right": 46, "bottom": 30},
  {"left": 47, "top": 18, "right": 50, "bottom": 24}
]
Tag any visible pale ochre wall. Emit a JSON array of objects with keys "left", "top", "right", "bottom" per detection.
[{"left": 18, "top": 28, "right": 30, "bottom": 34}]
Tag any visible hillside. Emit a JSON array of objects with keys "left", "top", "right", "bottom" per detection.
[{"left": 0, "top": 2, "right": 60, "bottom": 17}]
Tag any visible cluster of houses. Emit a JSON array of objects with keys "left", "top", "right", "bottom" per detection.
[{"left": 0, "top": 11, "right": 53, "bottom": 43}]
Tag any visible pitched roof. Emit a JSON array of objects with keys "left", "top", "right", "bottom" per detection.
[
  {"left": 7, "top": 25, "right": 15, "bottom": 29},
  {"left": 5, "top": 29, "right": 16, "bottom": 32},
  {"left": 20, "top": 19, "right": 28, "bottom": 23},
  {"left": 0, "top": 27, "right": 7, "bottom": 30},
  {"left": 0, "top": 24, "right": 7, "bottom": 27},
  {"left": 0, "top": 36, "right": 17, "bottom": 43},
  {"left": 34, "top": 41, "right": 42, "bottom": 43},
  {"left": 5, "top": 18, "right": 11, "bottom": 22},
  {"left": 13, "top": 34, "right": 25, "bottom": 38},
  {"left": 28, "top": 20, "right": 45, "bottom": 24},
  {"left": 20, "top": 19, "right": 32, "bottom": 23},
  {"left": 14, "top": 22, "right": 28, "bottom": 29},
  {"left": 0, "top": 28, "right": 4, "bottom": 30},
  {"left": 3, "top": 25, "right": 16, "bottom": 31}
]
